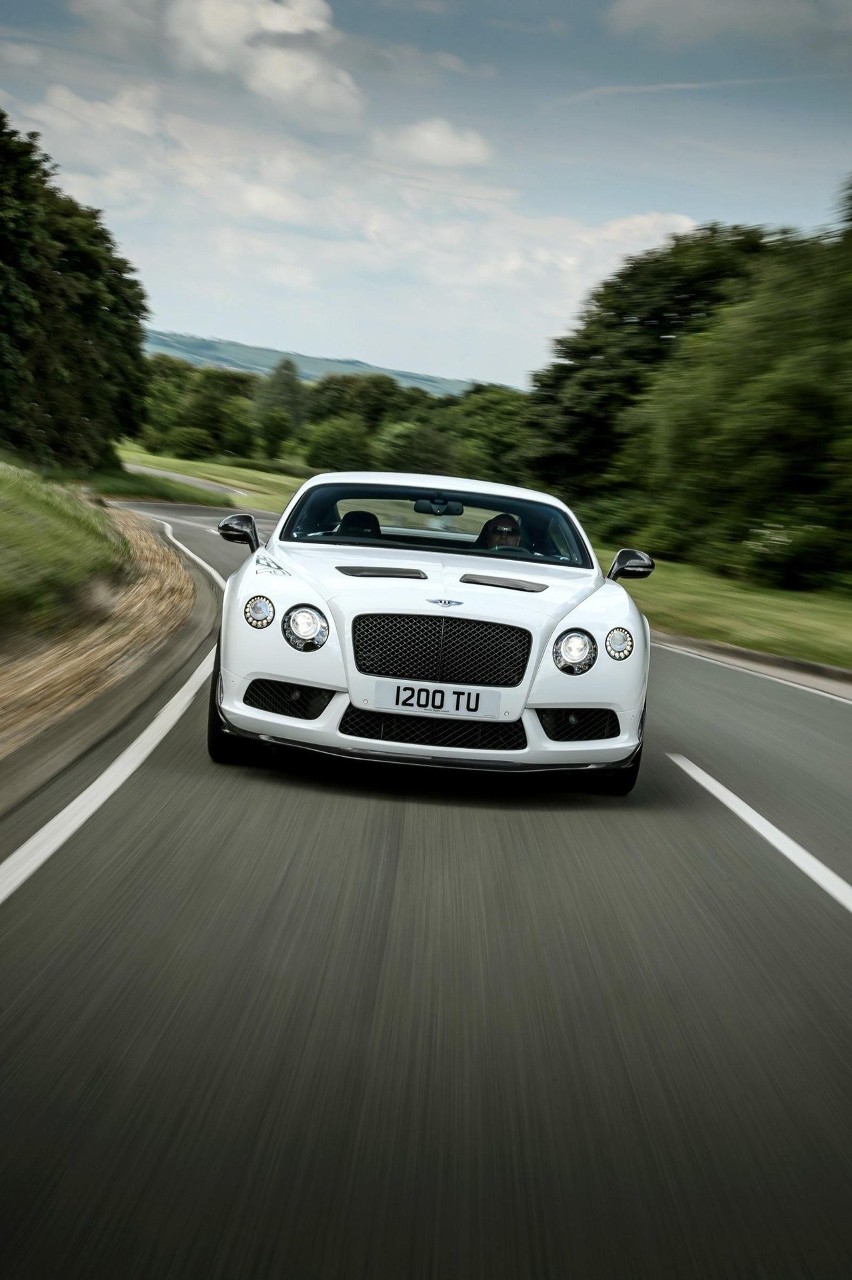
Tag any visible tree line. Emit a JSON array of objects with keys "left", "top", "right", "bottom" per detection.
[
  {"left": 0, "top": 110, "right": 147, "bottom": 471},
  {"left": 2, "top": 107, "right": 849, "bottom": 592}
]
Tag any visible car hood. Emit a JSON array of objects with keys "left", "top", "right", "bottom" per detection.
[{"left": 271, "top": 544, "right": 603, "bottom": 628}]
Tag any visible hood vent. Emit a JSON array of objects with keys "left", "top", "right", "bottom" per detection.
[
  {"left": 460, "top": 573, "right": 547, "bottom": 593},
  {"left": 337, "top": 565, "right": 427, "bottom": 579}
]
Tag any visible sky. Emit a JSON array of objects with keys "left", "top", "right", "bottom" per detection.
[{"left": 1, "top": 1, "right": 850, "bottom": 387}]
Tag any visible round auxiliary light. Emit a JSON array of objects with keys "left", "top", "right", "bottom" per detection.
[
  {"left": 605, "top": 627, "right": 634, "bottom": 661},
  {"left": 283, "top": 604, "right": 329, "bottom": 652},
  {"left": 553, "top": 629, "right": 597, "bottom": 675},
  {"left": 244, "top": 596, "right": 275, "bottom": 629}
]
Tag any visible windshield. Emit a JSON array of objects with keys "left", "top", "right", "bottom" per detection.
[{"left": 280, "top": 482, "right": 593, "bottom": 569}]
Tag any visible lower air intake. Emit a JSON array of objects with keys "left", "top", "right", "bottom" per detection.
[
  {"left": 244, "top": 680, "right": 334, "bottom": 720},
  {"left": 339, "top": 705, "right": 527, "bottom": 751},
  {"left": 537, "top": 708, "right": 620, "bottom": 741}
]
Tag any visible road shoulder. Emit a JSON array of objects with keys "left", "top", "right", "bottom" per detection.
[
  {"left": 0, "top": 517, "right": 219, "bottom": 822},
  {"left": 652, "top": 629, "right": 852, "bottom": 701}
]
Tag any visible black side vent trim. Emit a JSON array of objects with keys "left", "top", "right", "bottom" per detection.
[
  {"left": 537, "top": 708, "right": 620, "bottom": 741},
  {"left": 244, "top": 680, "right": 335, "bottom": 721},
  {"left": 460, "top": 574, "right": 547, "bottom": 593},
  {"left": 337, "top": 566, "right": 427, "bottom": 579}
]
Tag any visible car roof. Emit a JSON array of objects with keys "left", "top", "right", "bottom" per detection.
[{"left": 294, "top": 471, "right": 567, "bottom": 509}]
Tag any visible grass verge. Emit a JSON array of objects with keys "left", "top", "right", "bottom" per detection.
[
  {"left": 89, "top": 469, "right": 230, "bottom": 506},
  {"left": 0, "top": 462, "right": 131, "bottom": 635},
  {"left": 608, "top": 550, "right": 851, "bottom": 672},
  {"left": 118, "top": 443, "right": 302, "bottom": 512}
]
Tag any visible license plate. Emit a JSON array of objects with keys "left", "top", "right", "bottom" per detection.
[{"left": 374, "top": 681, "right": 501, "bottom": 719}]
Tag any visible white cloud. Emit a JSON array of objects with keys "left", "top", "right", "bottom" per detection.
[
  {"left": 607, "top": 0, "right": 852, "bottom": 49},
  {"left": 548, "top": 75, "right": 811, "bottom": 109},
  {"left": 0, "top": 41, "right": 43, "bottom": 67},
  {"left": 65, "top": 0, "right": 362, "bottom": 128},
  {"left": 11, "top": 74, "right": 696, "bottom": 380},
  {"left": 245, "top": 46, "right": 362, "bottom": 121},
  {"left": 373, "top": 118, "right": 493, "bottom": 168},
  {"left": 26, "top": 83, "right": 160, "bottom": 141},
  {"left": 165, "top": 0, "right": 334, "bottom": 70}
]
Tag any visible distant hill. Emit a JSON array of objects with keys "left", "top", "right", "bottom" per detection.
[{"left": 144, "top": 330, "right": 472, "bottom": 398}]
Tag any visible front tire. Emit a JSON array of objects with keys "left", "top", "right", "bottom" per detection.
[{"left": 207, "top": 646, "right": 242, "bottom": 765}]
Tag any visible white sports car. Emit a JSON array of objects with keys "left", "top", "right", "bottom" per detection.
[{"left": 208, "top": 472, "right": 654, "bottom": 792}]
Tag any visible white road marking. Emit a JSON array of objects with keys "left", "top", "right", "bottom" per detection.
[
  {"left": 653, "top": 642, "right": 852, "bottom": 706},
  {"left": 669, "top": 754, "right": 852, "bottom": 916},
  {"left": 0, "top": 650, "right": 215, "bottom": 908},
  {"left": 161, "top": 522, "right": 228, "bottom": 589},
  {"left": 0, "top": 524, "right": 226, "bottom": 909}
]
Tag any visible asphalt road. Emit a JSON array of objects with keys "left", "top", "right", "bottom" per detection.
[{"left": 1, "top": 505, "right": 850, "bottom": 1279}]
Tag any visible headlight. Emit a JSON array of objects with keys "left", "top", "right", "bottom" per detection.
[
  {"left": 605, "top": 627, "right": 634, "bottom": 660},
  {"left": 244, "top": 596, "right": 275, "bottom": 629},
  {"left": 553, "top": 629, "right": 597, "bottom": 675},
  {"left": 283, "top": 604, "right": 329, "bottom": 651}
]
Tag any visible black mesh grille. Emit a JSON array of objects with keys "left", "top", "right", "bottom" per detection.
[
  {"left": 339, "top": 705, "right": 527, "bottom": 751},
  {"left": 352, "top": 614, "right": 531, "bottom": 687},
  {"left": 537, "top": 708, "right": 620, "bottom": 741},
  {"left": 244, "top": 680, "right": 334, "bottom": 720}
]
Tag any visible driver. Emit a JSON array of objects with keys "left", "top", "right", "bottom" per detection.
[{"left": 480, "top": 513, "right": 521, "bottom": 549}]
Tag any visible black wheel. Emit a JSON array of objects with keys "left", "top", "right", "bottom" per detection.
[
  {"left": 207, "top": 644, "right": 242, "bottom": 765},
  {"left": 597, "top": 747, "right": 642, "bottom": 796}
]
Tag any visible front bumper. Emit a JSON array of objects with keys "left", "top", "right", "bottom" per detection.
[{"left": 217, "top": 673, "right": 644, "bottom": 772}]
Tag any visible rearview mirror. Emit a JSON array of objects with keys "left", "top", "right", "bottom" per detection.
[
  {"left": 607, "top": 548, "right": 655, "bottom": 582},
  {"left": 218, "top": 513, "right": 260, "bottom": 552},
  {"left": 413, "top": 498, "right": 464, "bottom": 516}
]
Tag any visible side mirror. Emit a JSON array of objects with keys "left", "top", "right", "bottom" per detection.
[
  {"left": 218, "top": 514, "right": 260, "bottom": 553},
  {"left": 607, "top": 548, "right": 655, "bottom": 582}
]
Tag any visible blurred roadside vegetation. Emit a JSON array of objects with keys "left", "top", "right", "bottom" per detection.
[
  {"left": 0, "top": 462, "right": 130, "bottom": 636},
  {"left": 1, "top": 106, "right": 850, "bottom": 663}
]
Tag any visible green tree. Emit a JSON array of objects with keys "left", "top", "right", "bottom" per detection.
[
  {"left": 258, "top": 407, "right": 291, "bottom": 461},
  {"left": 305, "top": 375, "right": 355, "bottom": 424},
  {"left": 220, "top": 396, "right": 256, "bottom": 456},
  {"left": 437, "top": 384, "right": 530, "bottom": 483},
  {"left": 527, "top": 224, "right": 772, "bottom": 500},
  {"left": 254, "top": 357, "right": 304, "bottom": 433},
  {"left": 372, "top": 421, "right": 455, "bottom": 473},
  {"left": 304, "top": 415, "right": 372, "bottom": 470},
  {"left": 625, "top": 231, "right": 852, "bottom": 587},
  {"left": 171, "top": 426, "right": 213, "bottom": 459},
  {"left": 144, "top": 355, "right": 195, "bottom": 446},
  {"left": 0, "top": 110, "right": 148, "bottom": 469},
  {"left": 179, "top": 369, "right": 252, "bottom": 453}
]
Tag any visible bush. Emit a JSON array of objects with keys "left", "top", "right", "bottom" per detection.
[
  {"left": 170, "top": 426, "right": 214, "bottom": 459},
  {"left": 304, "top": 415, "right": 372, "bottom": 471},
  {"left": 140, "top": 424, "right": 172, "bottom": 455},
  {"left": 372, "top": 420, "right": 455, "bottom": 473}
]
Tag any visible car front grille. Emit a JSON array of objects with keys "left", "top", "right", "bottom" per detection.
[
  {"left": 244, "top": 680, "right": 335, "bottom": 720},
  {"left": 537, "top": 708, "right": 620, "bottom": 741},
  {"left": 352, "top": 614, "right": 532, "bottom": 687},
  {"left": 339, "top": 705, "right": 527, "bottom": 751}
]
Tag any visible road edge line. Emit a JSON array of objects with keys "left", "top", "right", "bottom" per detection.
[
  {"left": 669, "top": 754, "right": 852, "bottom": 916},
  {"left": 653, "top": 642, "right": 852, "bottom": 705},
  {"left": 0, "top": 651, "right": 215, "bottom": 908},
  {"left": 0, "top": 529, "right": 226, "bottom": 908}
]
